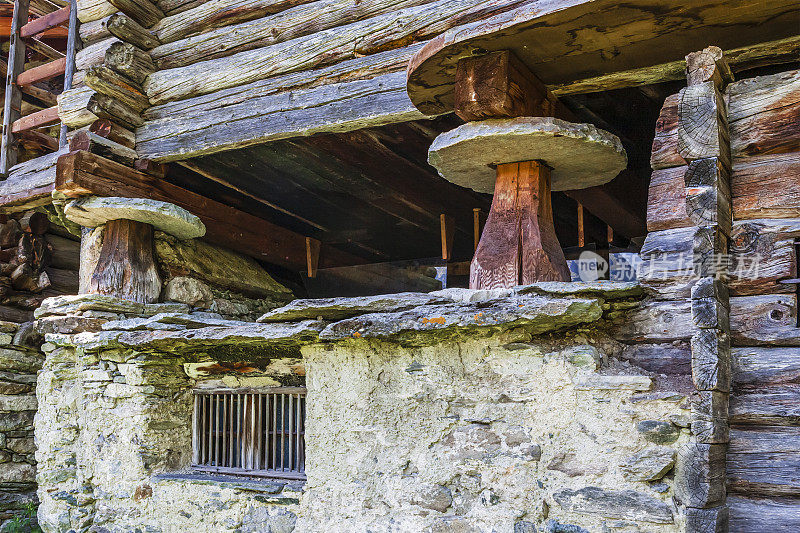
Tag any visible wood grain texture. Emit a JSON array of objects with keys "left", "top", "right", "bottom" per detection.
[
  {"left": 674, "top": 441, "right": 727, "bottom": 507},
  {"left": 732, "top": 347, "right": 800, "bottom": 389},
  {"left": 728, "top": 496, "right": 800, "bottom": 533},
  {"left": 84, "top": 65, "right": 149, "bottom": 112},
  {"left": 105, "top": 41, "right": 155, "bottom": 85},
  {"left": 730, "top": 294, "right": 800, "bottom": 346},
  {"left": 153, "top": 0, "right": 312, "bottom": 44},
  {"left": 137, "top": 71, "right": 426, "bottom": 162},
  {"left": 651, "top": 69, "right": 800, "bottom": 170},
  {"left": 88, "top": 219, "right": 161, "bottom": 303},
  {"left": 150, "top": 0, "right": 436, "bottom": 68},
  {"left": 107, "top": 0, "right": 163, "bottom": 28},
  {"left": 144, "top": 0, "right": 526, "bottom": 105},
  {"left": 677, "top": 82, "right": 730, "bottom": 167},
  {"left": 691, "top": 390, "right": 729, "bottom": 444},
  {"left": 691, "top": 329, "right": 731, "bottom": 392},
  {"left": 80, "top": 12, "right": 160, "bottom": 49},
  {"left": 728, "top": 427, "right": 800, "bottom": 497},
  {"left": 470, "top": 161, "right": 569, "bottom": 289},
  {"left": 407, "top": 0, "right": 799, "bottom": 116},
  {"left": 76, "top": 0, "right": 116, "bottom": 23}
]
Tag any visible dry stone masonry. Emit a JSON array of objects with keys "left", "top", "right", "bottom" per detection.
[{"left": 32, "top": 282, "right": 699, "bottom": 532}]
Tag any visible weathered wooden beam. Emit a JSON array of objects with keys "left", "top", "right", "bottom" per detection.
[
  {"left": 69, "top": 129, "right": 137, "bottom": 166},
  {"left": 551, "top": 35, "right": 800, "bottom": 96},
  {"left": 104, "top": 41, "right": 154, "bottom": 85},
  {"left": 728, "top": 427, "right": 800, "bottom": 497},
  {"left": 153, "top": 0, "right": 318, "bottom": 44},
  {"left": 84, "top": 65, "right": 149, "bottom": 112},
  {"left": 137, "top": 71, "right": 426, "bottom": 162},
  {"left": 143, "top": 0, "right": 525, "bottom": 104},
  {"left": 76, "top": 0, "right": 116, "bottom": 24},
  {"left": 0, "top": 0, "right": 31, "bottom": 175},
  {"left": 107, "top": 0, "right": 163, "bottom": 28},
  {"left": 728, "top": 496, "right": 800, "bottom": 532},
  {"left": 55, "top": 150, "right": 362, "bottom": 270},
  {"left": 80, "top": 12, "right": 160, "bottom": 49}
]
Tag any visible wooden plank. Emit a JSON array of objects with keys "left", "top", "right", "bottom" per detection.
[
  {"left": 11, "top": 105, "right": 60, "bottom": 133},
  {"left": 80, "top": 13, "right": 160, "bottom": 50},
  {"left": 76, "top": 0, "right": 116, "bottom": 24},
  {"left": 153, "top": 0, "right": 337, "bottom": 44},
  {"left": 730, "top": 387, "right": 800, "bottom": 428},
  {"left": 16, "top": 56, "right": 66, "bottom": 86},
  {"left": 651, "top": 69, "right": 800, "bottom": 170},
  {"left": 732, "top": 347, "right": 800, "bottom": 388},
  {"left": 137, "top": 71, "right": 426, "bottom": 162},
  {"left": 728, "top": 427, "right": 800, "bottom": 497},
  {"left": 728, "top": 496, "right": 800, "bottom": 533},
  {"left": 55, "top": 150, "right": 362, "bottom": 270},
  {"left": 84, "top": 65, "right": 149, "bottom": 112},
  {"left": 730, "top": 294, "right": 800, "bottom": 346},
  {"left": 647, "top": 165, "right": 690, "bottom": 231},
  {"left": 729, "top": 219, "right": 800, "bottom": 296},
  {"left": 143, "top": 0, "right": 528, "bottom": 105},
  {"left": 20, "top": 4, "right": 70, "bottom": 38},
  {"left": 1, "top": 0, "right": 31, "bottom": 176}
]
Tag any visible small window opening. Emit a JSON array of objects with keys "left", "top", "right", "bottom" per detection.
[{"left": 192, "top": 388, "right": 306, "bottom": 479}]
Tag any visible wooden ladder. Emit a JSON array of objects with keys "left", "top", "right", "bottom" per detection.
[{"left": 0, "top": 0, "right": 78, "bottom": 177}]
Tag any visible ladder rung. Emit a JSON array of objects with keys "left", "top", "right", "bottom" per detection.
[
  {"left": 11, "top": 106, "right": 60, "bottom": 133},
  {"left": 17, "top": 57, "right": 66, "bottom": 86},
  {"left": 17, "top": 129, "right": 59, "bottom": 152},
  {"left": 20, "top": 5, "right": 70, "bottom": 38}
]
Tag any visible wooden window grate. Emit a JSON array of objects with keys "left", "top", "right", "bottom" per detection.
[{"left": 192, "top": 387, "right": 306, "bottom": 480}]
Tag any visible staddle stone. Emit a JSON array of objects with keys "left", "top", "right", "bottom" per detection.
[
  {"left": 64, "top": 196, "right": 206, "bottom": 240},
  {"left": 428, "top": 117, "right": 627, "bottom": 194}
]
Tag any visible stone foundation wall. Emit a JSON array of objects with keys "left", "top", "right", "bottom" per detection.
[
  {"left": 33, "top": 285, "right": 695, "bottom": 532},
  {"left": 0, "top": 323, "right": 44, "bottom": 530},
  {"left": 300, "top": 335, "right": 685, "bottom": 532}
]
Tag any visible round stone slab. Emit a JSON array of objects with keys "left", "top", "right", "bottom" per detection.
[
  {"left": 64, "top": 196, "right": 206, "bottom": 239},
  {"left": 428, "top": 117, "right": 627, "bottom": 193}
]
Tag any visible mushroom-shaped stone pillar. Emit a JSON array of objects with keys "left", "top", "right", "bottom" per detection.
[
  {"left": 408, "top": 49, "right": 627, "bottom": 289},
  {"left": 64, "top": 196, "right": 206, "bottom": 303}
]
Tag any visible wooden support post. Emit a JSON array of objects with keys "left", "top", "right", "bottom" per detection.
[
  {"left": 577, "top": 203, "right": 585, "bottom": 248},
  {"left": 470, "top": 161, "right": 569, "bottom": 289},
  {"left": 305, "top": 236, "right": 320, "bottom": 278},
  {"left": 1, "top": 0, "right": 31, "bottom": 176},
  {"left": 472, "top": 208, "right": 483, "bottom": 252},
  {"left": 85, "top": 218, "right": 161, "bottom": 303},
  {"left": 440, "top": 213, "right": 454, "bottom": 261}
]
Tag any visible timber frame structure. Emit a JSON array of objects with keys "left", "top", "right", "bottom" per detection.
[{"left": 0, "top": 0, "right": 797, "bottom": 531}]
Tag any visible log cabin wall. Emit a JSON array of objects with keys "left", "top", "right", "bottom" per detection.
[{"left": 646, "top": 62, "right": 800, "bottom": 531}]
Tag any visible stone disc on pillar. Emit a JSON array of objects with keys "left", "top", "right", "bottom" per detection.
[
  {"left": 63, "top": 196, "right": 206, "bottom": 240},
  {"left": 427, "top": 117, "right": 627, "bottom": 194}
]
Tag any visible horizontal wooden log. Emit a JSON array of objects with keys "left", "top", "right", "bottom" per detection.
[
  {"left": 674, "top": 441, "right": 727, "bottom": 507},
  {"left": 613, "top": 299, "right": 692, "bottom": 343},
  {"left": 75, "top": 36, "right": 121, "bottom": 71},
  {"left": 89, "top": 118, "right": 135, "bottom": 148},
  {"left": 137, "top": 71, "right": 426, "bottom": 161},
  {"left": 17, "top": 129, "right": 59, "bottom": 152},
  {"left": 651, "top": 68, "right": 800, "bottom": 169},
  {"left": 17, "top": 57, "right": 66, "bottom": 86},
  {"left": 692, "top": 329, "right": 731, "bottom": 392},
  {"left": 678, "top": 82, "right": 730, "bottom": 167},
  {"left": 157, "top": 0, "right": 204, "bottom": 16},
  {"left": 551, "top": 34, "right": 800, "bottom": 96},
  {"left": 619, "top": 342, "right": 691, "bottom": 375},
  {"left": 84, "top": 65, "right": 150, "bottom": 112},
  {"left": 692, "top": 390, "right": 729, "bottom": 444},
  {"left": 153, "top": 0, "right": 314, "bottom": 44},
  {"left": 87, "top": 91, "right": 144, "bottom": 130},
  {"left": 728, "top": 427, "right": 800, "bottom": 497},
  {"left": 647, "top": 165, "right": 690, "bottom": 231},
  {"left": 46, "top": 233, "right": 80, "bottom": 270},
  {"left": 144, "top": 0, "right": 526, "bottom": 105},
  {"left": 0, "top": 148, "right": 68, "bottom": 213},
  {"left": 728, "top": 496, "right": 800, "bottom": 533},
  {"left": 730, "top": 294, "right": 800, "bottom": 346},
  {"left": 731, "top": 387, "right": 800, "bottom": 427},
  {"left": 108, "top": 0, "right": 163, "bottom": 28},
  {"left": 20, "top": 5, "right": 70, "bottom": 38},
  {"left": 105, "top": 42, "right": 155, "bottom": 85},
  {"left": 729, "top": 219, "right": 800, "bottom": 296},
  {"left": 648, "top": 152, "right": 800, "bottom": 232},
  {"left": 26, "top": 37, "right": 66, "bottom": 61},
  {"left": 57, "top": 86, "right": 99, "bottom": 128},
  {"left": 55, "top": 150, "right": 362, "bottom": 270},
  {"left": 80, "top": 12, "right": 160, "bottom": 49},
  {"left": 69, "top": 130, "right": 137, "bottom": 166},
  {"left": 76, "top": 0, "right": 116, "bottom": 24},
  {"left": 11, "top": 106, "right": 60, "bottom": 133},
  {"left": 150, "top": 0, "right": 435, "bottom": 69},
  {"left": 733, "top": 346, "right": 800, "bottom": 388}
]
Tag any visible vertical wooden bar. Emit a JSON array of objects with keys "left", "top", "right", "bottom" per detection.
[
  {"left": 200, "top": 395, "right": 206, "bottom": 464},
  {"left": 272, "top": 392, "right": 277, "bottom": 470},
  {"left": 1, "top": 0, "right": 30, "bottom": 177},
  {"left": 214, "top": 396, "right": 219, "bottom": 466},
  {"left": 208, "top": 394, "right": 213, "bottom": 465},
  {"left": 192, "top": 395, "right": 199, "bottom": 464},
  {"left": 257, "top": 394, "right": 263, "bottom": 470},
  {"left": 288, "top": 394, "right": 294, "bottom": 471},
  {"left": 237, "top": 393, "right": 242, "bottom": 468},
  {"left": 229, "top": 394, "right": 235, "bottom": 467},
  {"left": 222, "top": 394, "right": 228, "bottom": 467},
  {"left": 440, "top": 214, "right": 455, "bottom": 261},
  {"left": 473, "top": 208, "right": 483, "bottom": 252},
  {"left": 577, "top": 203, "right": 585, "bottom": 248},
  {"left": 249, "top": 394, "right": 256, "bottom": 469},
  {"left": 295, "top": 394, "right": 301, "bottom": 471},
  {"left": 280, "top": 394, "right": 286, "bottom": 471},
  {"left": 59, "top": 0, "right": 78, "bottom": 146}
]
